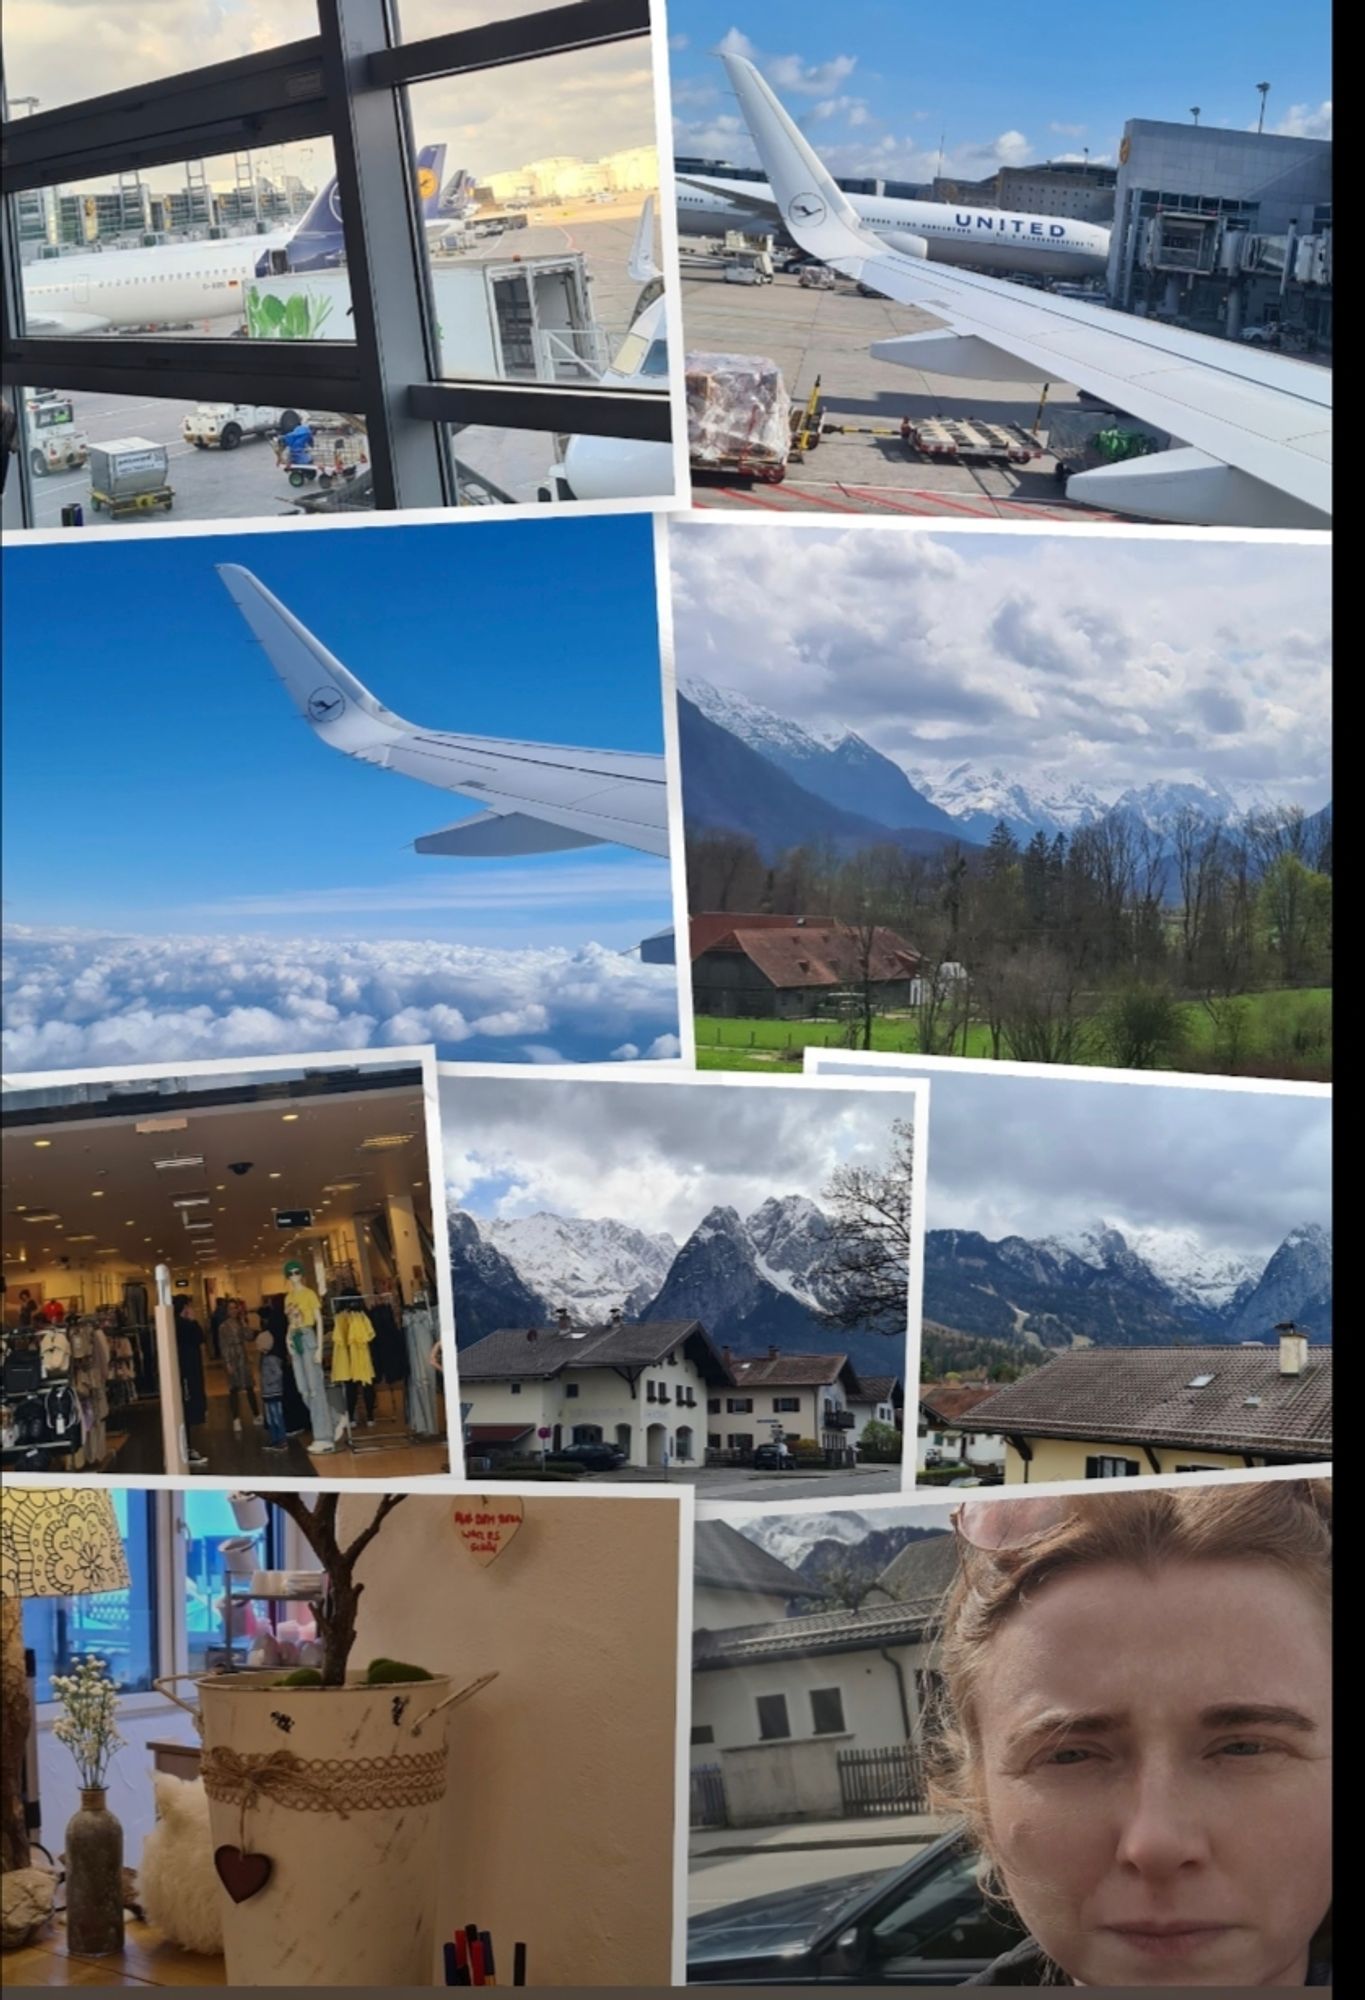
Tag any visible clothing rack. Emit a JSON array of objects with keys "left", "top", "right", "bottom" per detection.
[{"left": 326, "top": 1290, "right": 418, "bottom": 1455}]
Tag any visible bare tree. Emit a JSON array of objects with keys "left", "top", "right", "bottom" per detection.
[
  {"left": 268, "top": 1492, "right": 407, "bottom": 1685},
  {"left": 999, "top": 949, "right": 1094, "bottom": 1066},
  {"left": 816, "top": 1116, "right": 915, "bottom": 1337}
]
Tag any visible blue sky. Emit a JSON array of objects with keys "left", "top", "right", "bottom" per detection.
[
  {"left": 1, "top": 519, "right": 680, "bottom": 1072},
  {"left": 669, "top": 2, "right": 1332, "bottom": 181},
  {"left": 2, "top": 516, "right": 669, "bottom": 948}
]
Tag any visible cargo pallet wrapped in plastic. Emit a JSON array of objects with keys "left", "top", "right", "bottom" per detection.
[{"left": 686, "top": 352, "right": 791, "bottom": 480}]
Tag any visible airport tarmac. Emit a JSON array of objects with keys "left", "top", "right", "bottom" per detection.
[
  {"left": 24, "top": 204, "right": 655, "bottom": 527},
  {"left": 681, "top": 251, "right": 1124, "bottom": 521}
]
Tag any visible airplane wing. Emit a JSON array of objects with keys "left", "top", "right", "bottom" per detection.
[
  {"left": 677, "top": 173, "right": 783, "bottom": 227},
  {"left": 722, "top": 54, "right": 1331, "bottom": 527},
  {"left": 215, "top": 564, "right": 670, "bottom": 859},
  {"left": 21, "top": 308, "right": 112, "bottom": 335}
]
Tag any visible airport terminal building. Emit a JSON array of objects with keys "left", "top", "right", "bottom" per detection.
[{"left": 1107, "top": 119, "right": 1332, "bottom": 345}]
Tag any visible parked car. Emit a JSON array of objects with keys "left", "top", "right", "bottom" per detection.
[
  {"left": 687, "top": 1829, "right": 1025, "bottom": 1985},
  {"left": 550, "top": 1441, "right": 628, "bottom": 1471},
  {"left": 752, "top": 1442, "right": 793, "bottom": 1470}
]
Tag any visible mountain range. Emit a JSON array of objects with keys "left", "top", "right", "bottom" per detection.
[
  {"left": 738, "top": 1516, "right": 947, "bottom": 1603},
  {"left": 924, "top": 1219, "right": 1332, "bottom": 1350},
  {"left": 682, "top": 675, "right": 1330, "bottom": 857},
  {"left": 447, "top": 1196, "right": 1332, "bottom": 1372}
]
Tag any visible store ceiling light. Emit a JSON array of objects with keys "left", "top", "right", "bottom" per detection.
[
  {"left": 153, "top": 1155, "right": 205, "bottom": 1171},
  {"left": 136, "top": 1117, "right": 188, "bottom": 1134},
  {"left": 21, "top": 1209, "right": 60, "bottom": 1223},
  {"left": 281, "top": 1113, "right": 300, "bottom": 1123},
  {"left": 66, "top": 1233, "right": 97, "bottom": 1243},
  {"left": 184, "top": 1221, "right": 213, "bottom": 1232},
  {"left": 33, "top": 1139, "right": 52, "bottom": 1149},
  {"left": 170, "top": 1196, "right": 212, "bottom": 1209},
  {"left": 323, "top": 1181, "right": 362, "bottom": 1192},
  {"left": 360, "top": 1134, "right": 415, "bottom": 1150},
  {"left": 91, "top": 1190, "right": 105, "bottom": 1198}
]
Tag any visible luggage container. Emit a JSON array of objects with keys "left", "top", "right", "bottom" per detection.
[{"left": 88, "top": 437, "right": 174, "bottom": 516}]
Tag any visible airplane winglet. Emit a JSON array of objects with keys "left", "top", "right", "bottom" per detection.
[{"left": 628, "top": 193, "right": 660, "bottom": 284}]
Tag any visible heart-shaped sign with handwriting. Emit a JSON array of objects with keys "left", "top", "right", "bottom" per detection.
[{"left": 452, "top": 1495, "right": 525, "bottom": 1566}]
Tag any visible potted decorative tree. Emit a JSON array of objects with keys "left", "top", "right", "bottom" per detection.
[{"left": 166, "top": 1493, "right": 491, "bottom": 1988}]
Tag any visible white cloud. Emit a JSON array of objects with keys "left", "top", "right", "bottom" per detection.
[
  {"left": 1, "top": 928, "right": 679, "bottom": 1072},
  {"left": 1049, "top": 120, "right": 1087, "bottom": 138},
  {"left": 440, "top": 1073, "right": 917, "bottom": 1238},
  {"left": 1270, "top": 99, "right": 1332, "bottom": 139},
  {"left": 669, "top": 526, "right": 1331, "bottom": 807}
]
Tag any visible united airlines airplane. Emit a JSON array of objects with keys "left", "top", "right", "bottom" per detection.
[
  {"left": 22, "top": 145, "right": 448, "bottom": 335},
  {"left": 216, "top": 565, "right": 669, "bottom": 858},
  {"left": 677, "top": 171, "right": 1110, "bottom": 278},
  {"left": 722, "top": 53, "right": 1331, "bottom": 527}
]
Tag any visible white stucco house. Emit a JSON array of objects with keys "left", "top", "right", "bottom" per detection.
[
  {"left": 691, "top": 1533, "right": 959, "bottom": 1828},
  {"left": 713, "top": 1349, "right": 863, "bottom": 1457},
  {"left": 458, "top": 1311, "right": 733, "bottom": 1467},
  {"left": 847, "top": 1372, "right": 904, "bottom": 1439},
  {"left": 917, "top": 1383, "right": 1007, "bottom": 1475}
]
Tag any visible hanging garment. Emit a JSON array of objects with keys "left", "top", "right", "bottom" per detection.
[
  {"left": 367, "top": 1301, "right": 409, "bottom": 1384},
  {"left": 330, "top": 1309, "right": 376, "bottom": 1385},
  {"left": 402, "top": 1304, "right": 441, "bottom": 1437}
]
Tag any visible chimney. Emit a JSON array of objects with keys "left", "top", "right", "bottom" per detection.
[
  {"left": 768, "top": 1344, "right": 779, "bottom": 1360},
  {"left": 526, "top": 1327, "right": 538, "bottom": 1343},
  {"left": 609, "top": 1305, "right": 623, "bottom": 1324},
  {"left": 1276, "top": 1321, "right": 1309, "bottom": 1377},
  {"left": 555, "top": 1307, "right": 572, "bottom": 1329},
  {"left": 721, "top": 1345, "right": 733, "bottom": 1366}
]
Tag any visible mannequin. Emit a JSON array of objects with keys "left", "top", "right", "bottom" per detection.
[{"left": 283, "top": 1261, "right": 335, "bottom": 1453}]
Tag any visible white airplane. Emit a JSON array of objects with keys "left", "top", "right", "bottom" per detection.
[
  {"left": 552, "top": 194, "right": 674, "bottom": 503},
  {"left": 722, "top": 54, "right": 1331, "bottom": 527},
  {"left": 677, "top": 172, "right": 1110, "bottom": 279},
  {"left": 216, "top": 565, "right": 669, "bottom": 858},
  {"left": 22, "top": 146, "right": 449, "bottom": 335}
]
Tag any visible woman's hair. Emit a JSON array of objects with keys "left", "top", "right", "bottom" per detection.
[{"left": 925, "top": 1479, "right": 1332, "bottom": 1857}]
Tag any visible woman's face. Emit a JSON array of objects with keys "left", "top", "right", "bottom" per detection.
[{"left": 974, "top": 1557, "right": 1331, "bottom": 1988}]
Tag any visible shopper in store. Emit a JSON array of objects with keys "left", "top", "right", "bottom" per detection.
[
  {"left": 219, "top": 1298, "right": 262, "bottom": 1435},
  {"left": 173, "top": 1293, "right": 210, "bottom": 1469},
  {"left": 933, "top": 1481, "right": 1332, "bottom": 1987},
  {"left": 256, "top": 1330, "right": 288, "bottom": 1454}
]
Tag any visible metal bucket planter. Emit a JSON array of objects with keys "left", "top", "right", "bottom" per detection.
[{"left": 176, "top": 1671, "right": 460, "bottom": 1987}]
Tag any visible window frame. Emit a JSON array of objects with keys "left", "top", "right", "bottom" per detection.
[{"left": 0, "top": 0, "right": 670, "bottom": 525}]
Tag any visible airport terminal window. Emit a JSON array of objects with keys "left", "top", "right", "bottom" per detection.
[
  {"left": 1, "top": 1, "right": 320, "bottom": 114},
  {"left": 406, "top": 55, "right": 663, "bottom": 389},
  {"left": 16, "top": 386, "right": 375, "bottom": 528},
  {"left": 14, "top": 143, "right": 350, "bottom": 344},
  {"left": 3, "top": 3, "right": 671, "bottom": 524},
  {"left": 23, "top": 1488, "right": 157, "bottom": 1701}
]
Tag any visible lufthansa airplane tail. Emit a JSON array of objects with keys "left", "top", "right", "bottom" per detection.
[
  {"left": 215, "top": 565, "right": 407, "bottom": 758},
  {"left": 264, "top": 145, "right": 448, "bottom": 274}
]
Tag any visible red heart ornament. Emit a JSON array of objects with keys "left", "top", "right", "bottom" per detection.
[{"left": 214, "top": 1845, "right": 273, "bottom": 1903}]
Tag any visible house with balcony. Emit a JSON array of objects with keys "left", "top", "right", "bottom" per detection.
[
  {"left": 962, "top": 1327, "right": 1332, "bottom": 1484},
  {"left": 691, "top": 1532, "right": 958, "bottom": 1829},
  {"left": 710, "top": 1349, "right": 863, "bottom": 1459},
  {"left": 458, "top": 1310, "right": 734, "bottom": 1468}
]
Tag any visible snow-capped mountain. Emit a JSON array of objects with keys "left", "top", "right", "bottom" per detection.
[
  {"left": 482, "top": 1214, "right": 677, "bottom": 1318},
  {"left": 739, "top": 1511, "right": 873, "bottom": 1568},
  {"left": 1226, "top": 1222, "right": 1333, "bottom": 1342},
  {"left": 906, "top": 763, "right": 1111, "bottom": 844},
  {"left": 925, "top": 1220, "right": 1331, "bottom": 1350},
  {"left": 683, "top": 676, "right": 960, "bottom": 836},
  {"left": 1043, "top": 1222, "right": 1260, "bottom": 1316}
]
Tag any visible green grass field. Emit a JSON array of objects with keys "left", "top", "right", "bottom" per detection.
[{"left": 692, "top": 988, "right": 1332, "bottom": 1077}]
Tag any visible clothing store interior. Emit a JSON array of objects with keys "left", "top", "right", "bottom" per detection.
[{"left": 1, "top": 1062, "right": 451, "bottom": 1478}]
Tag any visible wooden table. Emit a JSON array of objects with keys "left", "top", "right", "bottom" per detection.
[{"left": 3, "top": 1918, "right": 225, "bottom": 1987}]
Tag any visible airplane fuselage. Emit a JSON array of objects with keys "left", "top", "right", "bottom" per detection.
[
  {"left": 678, "top": 176, "right": 1110, "bottom": 278},
  {"left": 561, "top": 291, "right": 673, "bottom": 502},
  {"left": 22, "top": 234, "right": 288, "bottom": 331}
]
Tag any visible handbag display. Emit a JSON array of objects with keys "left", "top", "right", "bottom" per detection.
[{"left": 2, "top": 1347, "right": 43, "bottom": 1395}]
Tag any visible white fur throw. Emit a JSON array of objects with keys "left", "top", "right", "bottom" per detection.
[{"left": 138, "top": 1773, "right": 224, "bottom": 1955}]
